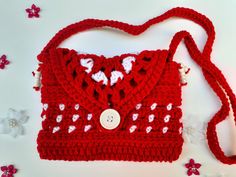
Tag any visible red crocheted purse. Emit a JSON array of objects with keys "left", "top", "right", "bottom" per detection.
[{"left": 34, "top": 7, "right": 236, "bottom": 164}]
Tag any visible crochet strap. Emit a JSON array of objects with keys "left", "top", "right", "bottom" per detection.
[
  {"left": 168, "top": 30, "right": 236, "bottom": 165},
  {"left": 38, "top": 7, "right": 236, "bottom": 164},
  {"left": 40, "top": 7, "right": 215, "bottom": 55}
]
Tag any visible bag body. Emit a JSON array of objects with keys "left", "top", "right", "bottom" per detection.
[
  {"left": 37, "top": 48, "right": 183, "bottom": 162},
  {"left": 34, "top": 7, "right": 236, "bottom": 164}
]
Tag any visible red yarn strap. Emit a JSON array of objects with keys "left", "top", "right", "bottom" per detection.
[
  {"left": 169, "top": 30, "right": 236, "bottom": 165},
  {"left": 39, "top": 7, "right": 215, "bottom": 57}
]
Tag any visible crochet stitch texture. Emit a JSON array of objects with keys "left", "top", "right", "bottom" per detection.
[{"left": 35, "top": 7, "right": 236, "bottom": 164}]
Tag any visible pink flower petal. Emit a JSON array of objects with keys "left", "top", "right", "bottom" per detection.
[
  {"left": 193, "top": 169, "right": 200, "bottom": 175},
  {"left": 0, "top": 166, "right": 7, "bottom": 172},
  {"left": 2, "top": 174, "right": 8, "bottom": 177},
  {"left": 187, "top": 169, "right": 193, "bottom": 176},
  {"left": 34, "top": 7, "right": 40, "bottom": 12},
  {"left": 34, "top": 14, "right": 40, "bottom": 18},
  {"left": 185, "top": 161, "right": 192, "bottom": 168},
  {"left": 185, "top": 163, "right": 191, "bottom": 168},
  {"left": 189, "top": 159, "right": 195, "bottom": 165},
  {"left": 12, "top": 168, "right": 17, "bottom": 174},
  {"left": 4, "top": 60, "right": 10, "bottom": 65},
  {"left": 25, "top": 9, "right": 31, "bottom": 13},
  {"left": 1, "top": 55, "right": 6, "bottom": 60},
  {"left": 32, "top": 4, "right": 37, "bottom": 9},
  {"left": 8, "top": 165, "right": 14, "bottom": 170},
  {"left": 28, "top": 13, "right": 34, "bottom": 18},
  {"left": 194, "top": 163, "right": 201, "bottom": 169}
]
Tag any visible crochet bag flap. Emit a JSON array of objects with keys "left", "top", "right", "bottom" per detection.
[{"left": 34, "top": 7, "right": 236, "bottom": 164}]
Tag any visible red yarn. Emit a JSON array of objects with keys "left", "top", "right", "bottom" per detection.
[{"left": 36, "top": 7, "right": 236, "bottom": 164}]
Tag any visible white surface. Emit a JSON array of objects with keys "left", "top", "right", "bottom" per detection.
[{"left": 0, "top": 0, "right": 236, "bottom": 177}]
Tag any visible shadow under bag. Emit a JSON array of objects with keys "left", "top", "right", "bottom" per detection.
[{"left": 34, "top": 7, "right": 236, "bottom": 164}]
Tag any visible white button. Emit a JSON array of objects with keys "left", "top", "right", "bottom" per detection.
[{"left": 100, "top": 109, "right": 121, "bottom": 130}]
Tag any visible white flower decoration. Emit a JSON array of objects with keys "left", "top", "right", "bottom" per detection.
[
  {"left": 0, "top": 108, "right": 29, "bottom": 138},
  {"left": 182, "top": 114, "right": 207, "bottom": 144}
]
